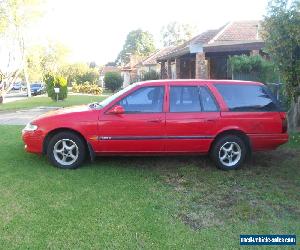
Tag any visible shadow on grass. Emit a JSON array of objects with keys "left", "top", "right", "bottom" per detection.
[{"left": 89, "top": 148, "right": 300, "bottom": 231}]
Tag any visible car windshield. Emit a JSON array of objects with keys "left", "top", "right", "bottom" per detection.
[{"left": 97, "top": 83, "right": 138, "bottom": 108}]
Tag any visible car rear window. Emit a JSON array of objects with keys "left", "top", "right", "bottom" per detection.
[{"left": 214, "top": 84, "right": 279, "bottom": 112}]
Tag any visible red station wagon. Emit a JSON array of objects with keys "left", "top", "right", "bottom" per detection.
[{"left": 22, "top": 80, "right": 288, "bottom": 170}]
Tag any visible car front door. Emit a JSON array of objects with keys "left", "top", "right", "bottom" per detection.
[
  {"left": 97, "top": 85, "right": 166, "bottom": 153},
  {"left": 165, "top": 84, "right": 220, "bottom": 153}
]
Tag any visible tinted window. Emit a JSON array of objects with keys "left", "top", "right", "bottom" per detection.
[
  {"left": 170, "top": 86, "right": 201, "bottom": 112},
  {"left": 119, "top": 86, "right": 164, "bottom": 113},
  {"left": 215, "top": 84, "right": 278, "bottom": 112},
  {"left": 200, "top": 87, "right": 219, "bottom": 111}
]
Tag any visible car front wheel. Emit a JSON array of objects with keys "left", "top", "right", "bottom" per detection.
[
  {"left": 211, "top": 135, "right": 247, "bottom": 170},
  {"left": 47, "top": 132, "right": 86, "bottom": 169}
]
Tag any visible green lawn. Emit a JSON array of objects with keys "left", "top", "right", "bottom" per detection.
[
  {"left": 0, "top": 125, "right": 299, "bottom": 249},
  {"left": 0, "top": 95, "right": 107, "bottom": 111}
]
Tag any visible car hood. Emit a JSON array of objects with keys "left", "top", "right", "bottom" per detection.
[
  {"left": 33, "top": 105, "right": 94, "bottom": 123},
  {"left": 44, "top": 105, "right": 90, "bottom": 116}
]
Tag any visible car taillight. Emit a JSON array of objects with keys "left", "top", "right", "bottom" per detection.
[
  {"left": 282, "top": 117, "right": 287, "bottom": 133},
  {"left": 279, "top": 112, "right": 288, "bottom": 133}
]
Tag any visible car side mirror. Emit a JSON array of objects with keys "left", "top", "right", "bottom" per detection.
[{"left": 109, "top": 105, "right": 125, "bottom": 114}]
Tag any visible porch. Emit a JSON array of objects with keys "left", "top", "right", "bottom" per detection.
[{"left": 159, "top": 47, "right": 263, "bottom": 80}]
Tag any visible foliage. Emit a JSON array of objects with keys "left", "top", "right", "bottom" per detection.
[
  {"left": 59, "top": 63, "right": 99, "bottom": 86},
  {"left": 161, "top": 22, "right": 196, "bottom": 46},
  {"left": 72, "top": 82, "right": 103, "bottom": 95},
  {"left": 44, "top": 73, "right": 68, "bottom": 101},
  {"left": 229, "top": 55, "right": 279, "bottom": 83},
  {"left": 141, "top": 70, "right": 160, "bottom": 81},
  {"left": 262, "top": 0, "right": 300, "bottom": 101},
  {"left": 40, "top": 42, "right": 70, "bottom": 74},
  {"left": 89, "top": 61, "right": 97, "bottom": 68},
  {"left": 116, "top": 29, "right": 156, "bottom": 65},
  {"left": 104, "top": 72, "right": 123, "bottom": 92},
  {"left": 0, "top": 0, "right": 44, "bottom": 95},
  {"left": 78, "top": 70, "right": 99, "bottom": 85}
]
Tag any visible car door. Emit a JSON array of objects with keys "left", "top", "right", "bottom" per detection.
[
  {"left": 97, "top": 85, "right": 166, "bottom": 153},
  {"left": 165, "top": 84, "right": 220, "bottom": 153}
]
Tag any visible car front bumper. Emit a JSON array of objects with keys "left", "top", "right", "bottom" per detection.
[{"left": 22, "top": 130, "right": 44, "bottom": 154}]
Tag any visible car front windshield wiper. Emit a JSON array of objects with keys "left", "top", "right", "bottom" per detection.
[{"left": 88, "top": 102, "right": 103, "bottom": 109}]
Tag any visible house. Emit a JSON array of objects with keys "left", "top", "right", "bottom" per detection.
[
  {"left": 120, "top": 55, "right": 143, "bottom": 87},
  {"left": 121, "top": 47, "right": 175, "bottom": 86},
  {"left": 136, "top": 46, "right": 175, "bottom": 79},
  {"left": 157, "top": 21, "right": 264, "bottom": 80},
  {"left": 99, "top": 66, "right": 121, "bottom": 88}
]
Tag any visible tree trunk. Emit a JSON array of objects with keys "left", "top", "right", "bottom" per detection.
[
  {"left": 0, "top": 95, "right": 3, "bottom": 104},
  {"left": 24, "top": 67, "right": 31, "bottom": 98},
  {"left": 288, "top": 96, "right": 300, "bottom": 132}
]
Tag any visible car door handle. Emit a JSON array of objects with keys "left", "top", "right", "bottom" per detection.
[
  {"left": 205, "top": 119, "right": 216, "bottom": 122},
  {"left": 148, "top": 119, "right": 162, "bottom": 123}
]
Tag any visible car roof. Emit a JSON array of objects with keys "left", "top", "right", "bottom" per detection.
[{"left": 137, "top": 79, "right": 263, "bottom": 86}]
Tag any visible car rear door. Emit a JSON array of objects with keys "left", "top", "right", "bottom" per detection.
[
  {"left": 96, "top": 85, "right": 166, "bottom": 153},
  {"left": 211, "top": 83, "right": 284, "bottom": 149},
  {"left": 165, "top": 83, "right": 220, "bottom": 153}
]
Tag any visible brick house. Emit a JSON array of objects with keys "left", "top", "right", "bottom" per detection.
[{"left": 157, "top": 21, "right": 264, "bottom": 80}]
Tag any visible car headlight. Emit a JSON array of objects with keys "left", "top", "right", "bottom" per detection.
[{"left": 23, "top": 123, "right": 38, "bottom": 132}]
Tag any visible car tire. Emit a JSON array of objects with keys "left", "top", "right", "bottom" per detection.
[
  {"left": 210, "top": 135, "right": 247, "bottom": 170},
  {"left": 47, "top": 131, "right": 86, "bottom": 169}
]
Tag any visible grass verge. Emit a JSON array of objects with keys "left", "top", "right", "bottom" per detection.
[{"left": 0, "top": 95, "right": 106, "bottom": 112}]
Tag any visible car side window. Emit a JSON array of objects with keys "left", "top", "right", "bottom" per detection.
[
  {"left": 215, "top": 84, "right": 279, "bottom": 112},
  {"left": 118, "top": 86, "right": 164, "bottom": 113},
  {"left": 170, "top": 86, "right": 202, "bottom": 112},
  {"left": 199, "top": 87, "right": 219, "bottom": 111}
]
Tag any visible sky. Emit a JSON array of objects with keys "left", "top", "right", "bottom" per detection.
[{"left": 31, "top": 0, "right": 270, "bottom": 65}]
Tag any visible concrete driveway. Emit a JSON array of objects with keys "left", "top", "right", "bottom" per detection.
[{"left": 0, "top": 107, "right": 59, "bottom": 125}]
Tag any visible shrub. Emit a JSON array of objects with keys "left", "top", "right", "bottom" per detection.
[
  {"left": 72, "top": 82, "right": 103, "bottom": 95},
  {"left": 104, "top": 72, "right": 123, "bottom": 92},
  {"left": 141, "top": 70, "right": 160, "bottom": 81},
  {"left": 229, "top": 55, "right": 279, "bottom": 83},
  {"left": 44, "top": 73, "right": 68, "bottom": 101}
]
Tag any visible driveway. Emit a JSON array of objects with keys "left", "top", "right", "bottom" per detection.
[
  {"left": 3, "top": 91, "right": 28, "bottom": 103},
  {"left": 0, "top": 107, "right": 59, "bottom": 125}
]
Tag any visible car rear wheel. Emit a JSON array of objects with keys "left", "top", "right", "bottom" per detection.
[
  {"left": 211, "top": 135, "right": 247, "bottom": 170},
  {"left": 47, "top": 132, "right": 86, "bottom": 169}
]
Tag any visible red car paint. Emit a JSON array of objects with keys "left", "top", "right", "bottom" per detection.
[{"left": 22, "top": 80, "right": 288, "bottom": 156}]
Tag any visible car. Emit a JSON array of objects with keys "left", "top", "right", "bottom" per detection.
[
  {"left": 12, "top": 82, "right": 22, "bottom": 91},
  {"left": 30, "top": 83, "right": 45, "bottom": 96},
  {"left": 22, "top": 80, "right": 288, "bottom": 170}
]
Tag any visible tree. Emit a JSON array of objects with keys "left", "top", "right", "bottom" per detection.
[
  {"left": 161, "top": 22, "right": 196, "bottom": 46},
  {"left": 59, "top": 63, "right": 99, "bottom": 86},
  {"left": 89, "top": 61, "right": 97, "bottom": 68},
  {"left": 262, "top": 0, "right": 300, "bottom": 130},
  {"left": 263, "top": 0, "right": 300, "bottom": 100},
  {"left": 104, "top": 72, "right": 123, "bottom": 92},
  {"left": 0, "top": 0, "right": 44, "bottom": 100},
  {"left": 40, "top": 42, "right": 70, "bottom": 74},
  {"left": 116, "top": 29, "right": 156, "bottom": 65},
  {"left": 59, "top": 63, "right": 89, "bottom": 85}
]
